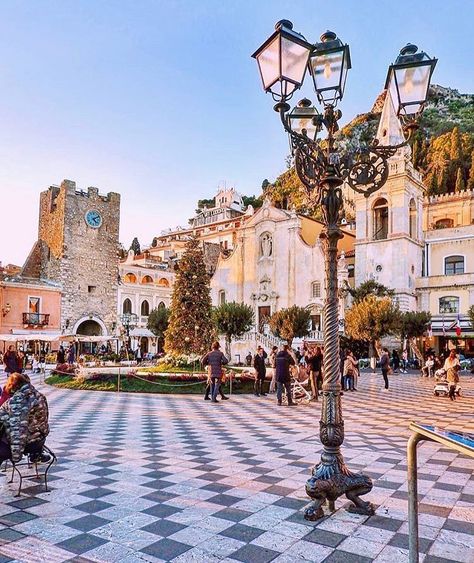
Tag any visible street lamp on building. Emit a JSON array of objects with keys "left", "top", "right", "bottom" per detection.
[
  {"left": 120, "top": 313, "right": 138, "bottom": 351},
  {"left": 252, "top": 21, "right": 436, "bottom": 520}
]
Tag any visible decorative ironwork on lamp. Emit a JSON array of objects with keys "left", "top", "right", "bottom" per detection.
[{"left": 252, "top": 20, "right": 436, "bottom": 521}]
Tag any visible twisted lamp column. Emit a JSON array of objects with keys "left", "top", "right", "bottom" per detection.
[{"left": 303, "top": 175, "right": 375, "bottom": 521}]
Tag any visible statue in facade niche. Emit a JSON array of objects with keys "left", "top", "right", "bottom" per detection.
[{"left": 260, "top": 232, "right": 272, "bottom": 257}]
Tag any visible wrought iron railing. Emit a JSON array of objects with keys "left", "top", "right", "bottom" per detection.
[{"left": 22, "top": 313, "right": 50, "bottom": 326}]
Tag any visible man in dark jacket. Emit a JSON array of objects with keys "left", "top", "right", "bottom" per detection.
[
  {"left": 380, "top": 347, "right": 390, "bottom": 390},
  {"left": 253, "top": 346, "right": 267, "bottom": 396},
  {"left": 275, "top": 345, "right": 296, "bottom": 406},
  {"left": 202, "top": 342, "right": 229, "bottom": 403}
]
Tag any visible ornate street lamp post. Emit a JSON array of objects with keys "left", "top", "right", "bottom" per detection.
[
  {"left": 120, "top": 313, "right": 138, "bottom": 352},
  {"left": 253, "top": 20, "right": 436, "bottom": 520}
]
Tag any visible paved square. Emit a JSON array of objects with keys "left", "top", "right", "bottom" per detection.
[{"left": 0, "top": 372, "right": 472, "bottom": 562}]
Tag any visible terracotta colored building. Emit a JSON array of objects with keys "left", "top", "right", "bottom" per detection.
[{"left": 0, "top": 277, "right": 61, "bottom": 349}]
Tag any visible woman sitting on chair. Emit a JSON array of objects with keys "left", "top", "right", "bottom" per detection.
[{"left": 0, "top": 373, "right": 50, "bottom": 464}]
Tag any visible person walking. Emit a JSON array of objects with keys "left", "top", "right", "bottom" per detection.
[
  {"left": 443, "top": 350, "right": 461, "bottom": 401},
  {"left": 253, "top": 346, "right": 267, "bottom": 396},
  {"left": 67, "top": 346, "right": 76, "bottom": 366},
  {"left": 401, "top": 349, "right": 408, "bottom": 373},
  {"left": 306, "top": 346, "right": 323, "bottom": 401},
  {"left": 380, "top": 347, "right": 390, "bottom": 390},
  {"left": 3, "top": 346, "right": 20, "bottom": 375},
  {"left": 268, "top": 345, "right": 278, "bottom": 393},
  {"left": 56, "top": 346, "right": 65, "bottom": 365},
  {"left": 392, "top": 350, "right": 400, "bottom": 373},
  {"left": 276, "top": 344, "right": 296, "bottom": 406},
  {"left": 343, "top": 349, "right": 358, "bottom": 391},
  {"left": 202, "top": 342, "right": 228, "bottom": 403}
]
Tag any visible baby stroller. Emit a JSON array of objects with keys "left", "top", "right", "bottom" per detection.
[
  {"left": 433, "top": 369, "right": 461, "bottom": 397},
  {"left": 282, "top": 365, "right": 311, "bottom": 405}
]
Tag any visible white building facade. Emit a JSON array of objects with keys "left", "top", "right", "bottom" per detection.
[{"left": 117, "top": 251, "right": 174, "bottom": 354}]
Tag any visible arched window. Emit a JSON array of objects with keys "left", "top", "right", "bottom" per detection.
[
  {"left": 123, "top": 273, "right": 137, "bottom": 284},
  {"left": 122, "top": 298, "right": 132, "bottom": 314},
  {"left": 142, "top": 275, "right": 153, "bottom": 284},
  {"left": 439, "top": 296, "right": 459, "bottom": 314},
  {"left": 347, "top": 264, "right": 355, "bottom": 278},
  {"left": 141, "top": 300, "right": 150, "bottom": 316},
  {"left": 444, "top": 256, "right": 464, "bottom": 275},
  {"left": 311, "top": 281, "right": 321, "bottom": 299},
  {"left": 434, "top": 218, "right": 454, "bottom": 229},
  {"left": 158, "top": 301, "right": 166, "bottom": 309},
  {"left": 218, "top": 290, "right": 226, "bottom": 305},
  {"left": 157, "top": 278, "right": 169, "bottom": 287},
  {"left": 409, "top": 199, "right": 417, "bottom": 239},
  {"left": 373, "top": 198, "right": 389, "bottom": 240}
]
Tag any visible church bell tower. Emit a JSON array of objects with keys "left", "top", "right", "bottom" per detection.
[{"left": 354, "top": 92, "right": 424, "bottom": 311}]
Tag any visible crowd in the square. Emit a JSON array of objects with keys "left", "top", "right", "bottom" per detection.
[{"left": 199, "top": 341, "right": 466, "bottom": 404}]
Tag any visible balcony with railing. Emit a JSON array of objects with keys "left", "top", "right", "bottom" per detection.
[{"left": 22, "top": 313, "right": 50, "bottom": 327}]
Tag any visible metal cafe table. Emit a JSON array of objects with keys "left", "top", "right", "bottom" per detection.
[{"left": 407, "top": 422, "right": 474, "bottom": 563}]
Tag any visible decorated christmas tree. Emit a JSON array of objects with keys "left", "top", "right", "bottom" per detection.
[{"left": 165, "top": 236, "right": 215, "bottom": 356}]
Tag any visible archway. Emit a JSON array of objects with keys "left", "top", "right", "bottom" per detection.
[
  {"left": 76, "top": 320, "right": 102, "bottom": 336},
  {"left": 75, "top": 319, "right": 103, "bottom": 355}
]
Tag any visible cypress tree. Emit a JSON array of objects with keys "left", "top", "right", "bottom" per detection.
[
  {"left": 449, "top": 127, "right": 463, "bottom": 163},
  {"left": 164, "top": 236, "right": 215, "bottom": 356},
  {"left": 467, "top": 150, "right": 474, "bottom": 191},
  {"left": 454, "top": 167, "right": 465, "bottom": 192}
]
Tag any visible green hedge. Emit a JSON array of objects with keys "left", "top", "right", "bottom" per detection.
[{"left": 45, "top": 374, "right": 257, "bottom": 395}]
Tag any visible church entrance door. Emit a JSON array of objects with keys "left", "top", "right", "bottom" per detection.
[
  {"left": 140, "top": 338, "right": 149, "bottom": 355},
  {"left": 258, "top": 306, "right": 271, "bottom": 333}
]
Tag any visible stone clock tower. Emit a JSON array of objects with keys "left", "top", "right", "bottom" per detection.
[
  {"left": 354, "top": 92, "right": 424, "bottom": 311},
  {"left": 23, "top": 179, "right": 120, "bottom": 335}
]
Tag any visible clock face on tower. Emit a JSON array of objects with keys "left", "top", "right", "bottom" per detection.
[{"left": 85, "top": 210, "right": 102, "bottom": 228}]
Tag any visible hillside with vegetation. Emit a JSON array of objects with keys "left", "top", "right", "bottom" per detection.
[{"left": 262, "top": 85, "right": 474, "bottom": 212}]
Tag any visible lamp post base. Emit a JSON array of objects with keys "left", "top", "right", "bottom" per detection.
[{"left": 304, "top": 468, "right": 375, "bottom": 521}]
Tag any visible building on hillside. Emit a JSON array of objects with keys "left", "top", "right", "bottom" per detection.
[
  {"left": 210, "top": 199, "right": 355, "bottom": 359},
  {"left": 22, "top": 180, "right": 120, "bottom": 337},
  {"left": 417, "top": 190, "right": 474, "bottom": 357},
  {"left": 0, "top": 277, "right": 61, "bottom": 350},
  {"left": 0, "top": 263, "right": 22, "bottom": 278},
  {"left": 192, "top": 187, "right": 245, "bottom": 227},
  {"left": 117, "top": 250, "right": 174, "bottom": 354},
  {"left": 149, "top": 187, "right": 252, "bottom": 262}
]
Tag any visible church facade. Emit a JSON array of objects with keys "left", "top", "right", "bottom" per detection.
[{"left": 210, "top": 200, "right": 355, "bottom": 357}]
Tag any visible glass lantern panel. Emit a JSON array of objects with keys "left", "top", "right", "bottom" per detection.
[
  {"left": 257, "top": 35, "right": 280, "bottom": 91},
  {"left": 311, "top": 49, "right": 344, "bottom": 93},
  {"left": 289, "top": 111, "right": 318, "bottom": 140},
  {"left": 281, "top": 36, "right": 310, "bottom": 86},
  {"left": 394, "top": 64, "right": 431, "bottom": 113}
]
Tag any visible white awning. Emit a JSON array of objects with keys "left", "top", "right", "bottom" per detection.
[
  {"left": 1, "top": 332, "right": 62, "bottom": 342},
  {"left": 129, "top": 328, "right": 155, "bottom": 338}
]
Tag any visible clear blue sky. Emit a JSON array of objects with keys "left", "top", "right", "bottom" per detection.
[{"left": 0, "top": 0, "right": 472, "bottom": 264}]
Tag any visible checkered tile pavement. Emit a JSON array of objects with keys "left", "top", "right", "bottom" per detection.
[{"left": 0, "top": 371, "right": 472, "bottom": 562}]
